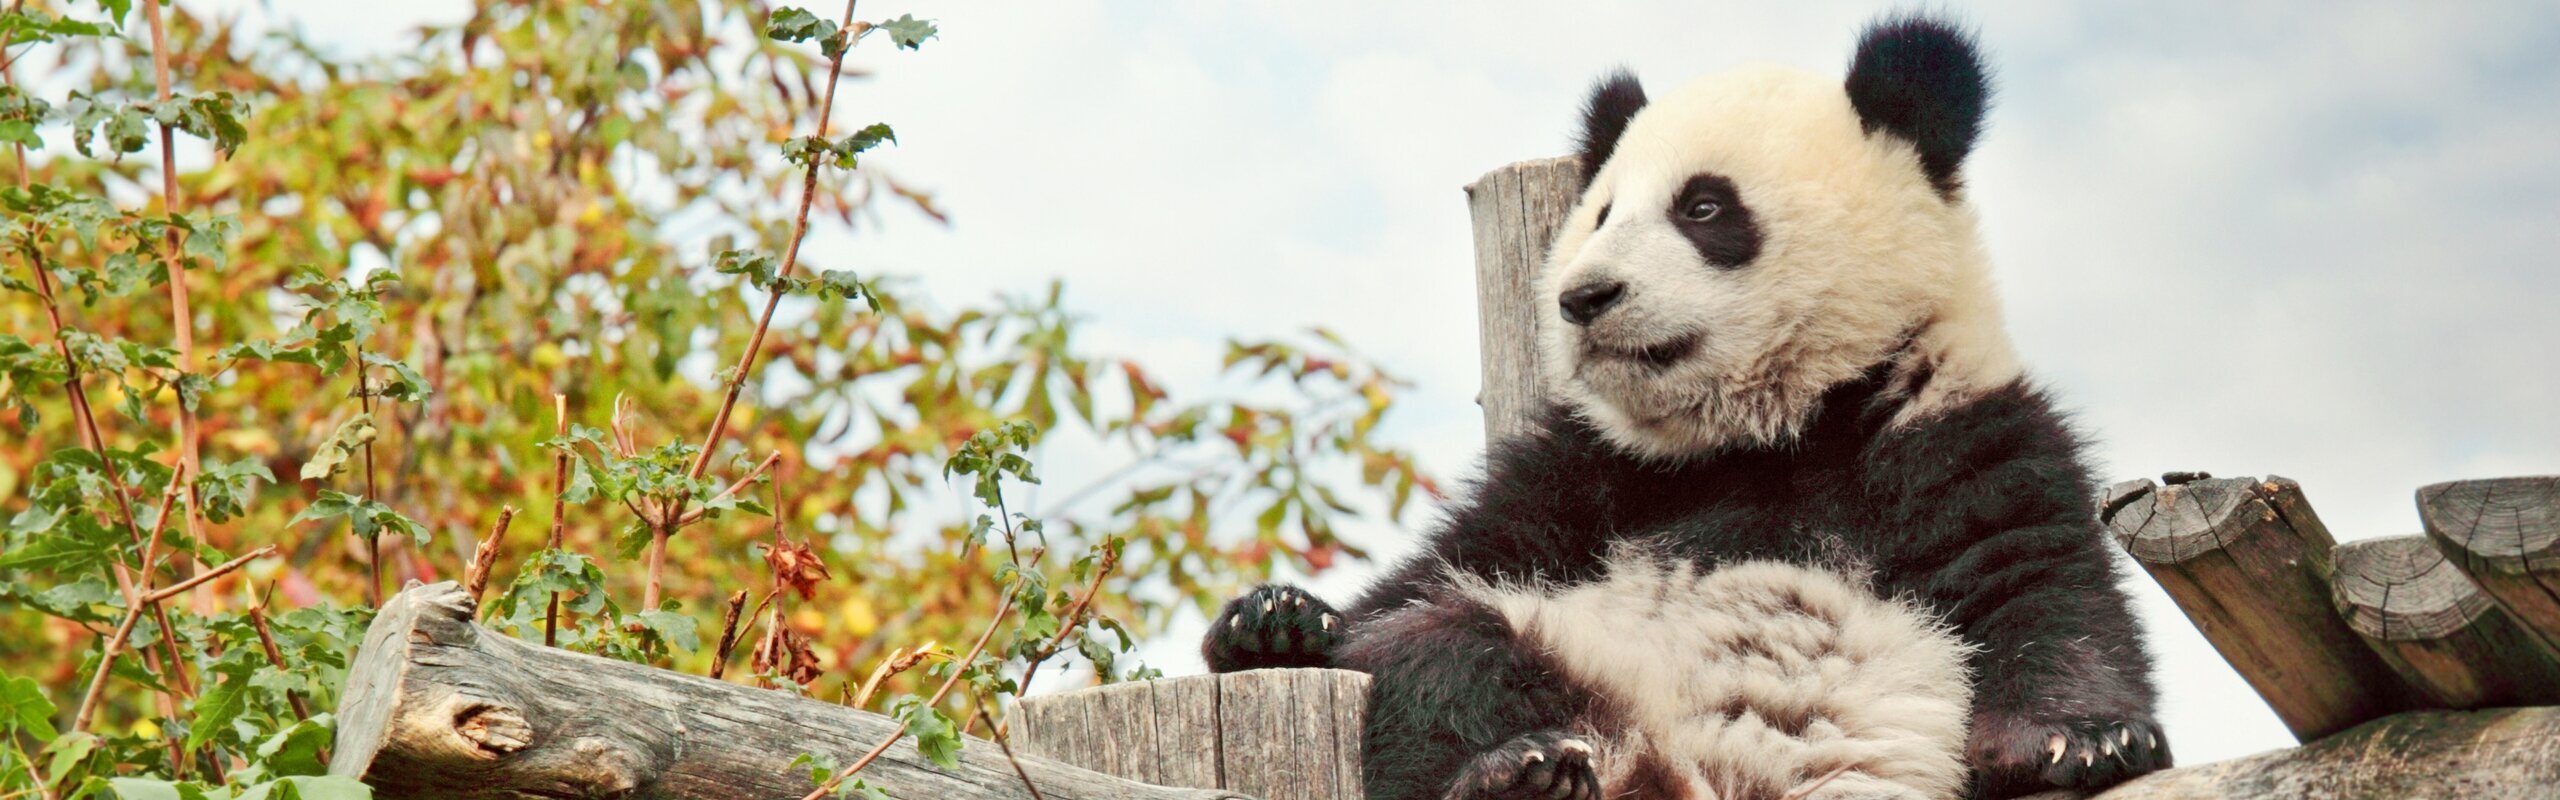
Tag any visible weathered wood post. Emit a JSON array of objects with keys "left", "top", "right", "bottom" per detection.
[
  {"left": 1464, "top": 156, "right": 1579, "bottom": 443},
  {"left": 2329, "top": 534, "right": 2560, "bottom": 708},
  {"left": 2100, "top": 475, "right": 2415, "bottom": 740},
  {"left": 330, "top": 582, "right": 1248, "bottom": 800},
  {"left": 2417, "top": 476, "right": 2560, "bottom": 652},
  {"left": 1015, "top": 670, "right": 1369, "bottom": 800}
]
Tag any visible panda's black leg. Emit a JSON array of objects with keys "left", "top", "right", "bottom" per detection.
[
  {"left": 1335, "top": 591, "right": 1599, "bottom": 800},
  {"left": 1444, "top": 730, "right": 1602, "bottom": 800},
  {"left": 1201, "top": 584, "right": 1341, "bottom": 673}
]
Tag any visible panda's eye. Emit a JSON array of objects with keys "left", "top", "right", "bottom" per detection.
[
  {"left": 1595, "top": 203, "right": 1612, "bottom": 227},
  {"left": 1682, "top": 199, "right": 1722, "bottom": 221}
]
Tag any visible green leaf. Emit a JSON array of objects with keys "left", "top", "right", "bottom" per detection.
[
  {"left": 300, "top": 414, "right": 377, "bottom": 481},
  {"left": 186, "top": 663, "right": 254, "bottom": 753},
  {"left": 875, "top": 15, "right": 938, "bottom": 50},
  {"left": 1, "top": 673, "right": 60, "bottom": 740},
  {"left": 633, "top": 609, "right": 699, "bottom": 652},
  {"left": 765, "top": 7, "right": 835, "bottom": 44}
]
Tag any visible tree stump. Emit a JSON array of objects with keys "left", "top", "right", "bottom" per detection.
[
  {"left": 2417, "top": 476, "right": 2560, "bottom": 652},
  {"left": 330, "top": 581, "right": 1250, "bottom": 800},
  {"left": 2101, "top": 475, "right": 2414, "bottom": 740},
  {"left": 2330, "top": 535, "right": 2560, "bottom": 708},
  {"left": 1015, "top": 669, "right": 1368, "bottom": 800},
  {"left": 1465, "top": 156, "right": 1578, "bottom": 444}
]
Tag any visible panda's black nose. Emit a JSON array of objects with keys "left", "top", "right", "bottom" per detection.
[{"left": 1558, "top": 280, "right": 1627, "bottom": 326}]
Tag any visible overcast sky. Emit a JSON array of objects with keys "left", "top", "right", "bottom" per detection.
[{"left": 194, "top": 0, "right": 2560, "bottom": 766}]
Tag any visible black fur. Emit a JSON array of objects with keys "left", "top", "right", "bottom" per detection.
[
  {"left": 1668, "top": 173, "right": 1762, "bottom": 268},
  {"left": 1846, "top": 14, "right": 1991, "bottom": 198},
  {"left": 1205, "top": 370, "right": 2167, "bottom": 798},
  {"left": 1574, "top": 70, "right": 1647, "bottom": 190},
  {"left": 1201, "top": 584, "right": 1339, "bottom": 673}
]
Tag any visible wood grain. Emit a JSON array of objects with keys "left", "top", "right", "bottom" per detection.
[
  {"left": 2081, "top": 707, "right": 2560, "bottom": 798},
  {"left": 2103, "top": 475, "right": 2415, "bottom": 740},
  {"left": 331, "top": 581, "right": 1248, "bottom": 800},
  {"left": 2417, "top": 476, "right": 2560, "bottom": 652},
  {"left": 2331, "top": 534, "right": 2560, "bottom": 708},
  {"left": 1018, "top": 669, "right": 1368, "bottom": 800},
  {"left": 1465, "top": 156, "right": 1579, "bottom": 445}
]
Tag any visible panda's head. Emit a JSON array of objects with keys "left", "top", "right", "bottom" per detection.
[{"left": 1541, "top": 14, "right": 2024, "bottom": 460}]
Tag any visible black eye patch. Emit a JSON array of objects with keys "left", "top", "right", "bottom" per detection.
[
  {"left": 1595, "top": 203, "right": 1612, "bottom": 227},
  {"left": 1666, "top": 173, "right": 1762, "bottom": 269}
]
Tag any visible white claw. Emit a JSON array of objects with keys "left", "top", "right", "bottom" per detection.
[
  {"left": 1294, "top": 596, "right": 1306, "bottom": 608},
  {"left": 1263, "top": 599, "right": 1274, "bottom": 613},
  {"left": 1230, "top": 617, "right": 1242, "bottom": 630},
  {"left": 2101, "top": 741, "right": 2117, "bottom": 757},
  {"left": 2081, "top": 751, "right": 2095, "bottom": 767},
  {"left": 2047, "top": 736, "right": 2067, "bottom": 764},
  {"left": 1524, "top": 751, "right": 1545, "bottom": 765},
  {"left": 2119, "top": 728, "right": 2132, "bottom": 747},
  {"left": 1321, "top": 613, "right": 1336, "bottom": 631},
  {"left": 1558, "top": 739, "right": 1593, "bottom": 758}
]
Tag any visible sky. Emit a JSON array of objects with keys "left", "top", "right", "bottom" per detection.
[{"left": 186, "top": 0, "right": 2560, "bottom": 767}]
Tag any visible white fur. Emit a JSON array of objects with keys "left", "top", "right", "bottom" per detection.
[
  {"left": 1541, "top": 66, "right": 2021, "bottom": 459},
  {"left": 1462, "top": 552, "right": 1973, "bottom": 800}
]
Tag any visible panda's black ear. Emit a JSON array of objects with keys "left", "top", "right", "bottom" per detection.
[
  {"left": 1846, "top": 14, "right": 1990, "bottom": 197},
  {"left": 1575, "top": 69, "right": 1647, "bottom": 190}
]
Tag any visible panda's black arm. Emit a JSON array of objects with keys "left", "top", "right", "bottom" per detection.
[
  {"left": 1879, "top": 396, "right": 2166, "bottom": 791},
  {"left": 1343, "top": 421, "right": 1617, "bottom": 625}
]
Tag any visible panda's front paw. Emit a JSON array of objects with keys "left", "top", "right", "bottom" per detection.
[
  {"left": 1966, "top": 712, "right": 2168, "bottom": 796},
  {"left": 1446, "top": 730, "right": 1600, "bottom": 800},
  {"left": 1201, "top": 584, "right": 1341, "bottom": 673}
]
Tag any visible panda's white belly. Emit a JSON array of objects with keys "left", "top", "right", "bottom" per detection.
[{"left": 1463, "top": 553, "right": 1974, "bottom": 800}]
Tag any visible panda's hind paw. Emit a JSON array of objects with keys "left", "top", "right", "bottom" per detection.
[
  {"left": 1201, "top": 584, "right": 1340, "bottom": 673},
  {"left": 1446, "top": 730, "right": 1601, "bottom": 800}
]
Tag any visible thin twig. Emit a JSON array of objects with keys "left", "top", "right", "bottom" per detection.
[
  {"left": 354, "top": 345, "right": 383, "bottom": 607},
  {"left": 980, "top": 698, "right": 1048, "bottom": 800},
  {"left": 71, "top": 545, "right": 274, "bottom": 732},
  {"left": 545, "top": 393, "right": 568, "bottom": 647},
  {"left": 244, "top": 587, "right": 313, "bottom": 722},
  {"left": 463, "top": 506, "right": 518, "bottom": 603},
  {"left": 685, "top": 0, "right": 863, "bottom": 483},
  {"left": 672, "top": 451, "right": 782, "bottom": 526},
  {"left": 141, "top": 0, "right": 212, "bottom": 614},
  {"left": 1015, "top": 546, "right": 1116, "bottom": 697},
  {"left": 798, "top": 576, "right": 1019, "bottom": 800},
  {"left": 708, "top": 589, "right": 749, "bottom": 681}
]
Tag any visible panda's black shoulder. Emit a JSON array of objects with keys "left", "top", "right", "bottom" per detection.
[{"left": 1865, "top": 379, "right": 2101, "bottom": 505}]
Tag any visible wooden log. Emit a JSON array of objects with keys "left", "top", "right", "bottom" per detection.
[
  {"left": 2330, "top": 534, "right": 2560, "bottom": 708},
  {"left": 1016, "top": 669, "right": 1368, "bottom": 800},
  {"left": 329, "top": 581, "right": 1250, "bottom": 800},
  {"left": 2080, "top": 707, "right": 2560, "bottom": 798},
  {"left": 2102, "top": 475, "right": 2414, "bottom": 740},
  {"left": 1465, "top": 156, "right": 1579, "bottom": 444},
  {"left": 2417, "top": 476, "right": 2560, "bottom": 651}
]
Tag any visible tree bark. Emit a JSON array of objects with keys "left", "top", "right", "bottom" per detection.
[
  {"left": 2079, "top": 707, "right": 2560, "bottom": 799},
  {"left": 2101, "top": 475, "right": 2417, "bottom": 740},
  {"left": 330, "top": 581, "right": 1251, "bottom": 800},
  {"left": 2417, "top": 476, "right": 2560, "bottom": 652},
  {"left": 2329, "top": 534, "right": 2560, "bottom": 708},
  {"left": 1016, "top": 669, "right": 1367, "bottom": 800},
  {"left": 1465, "top": 156, "right": 1579, "bottom": 445}
]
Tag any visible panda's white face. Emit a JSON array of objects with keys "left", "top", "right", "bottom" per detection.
[{"left": 1541, "top": 66, "right": 2021, "bottom": 459}]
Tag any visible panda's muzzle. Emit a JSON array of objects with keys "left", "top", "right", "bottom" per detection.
[{"left": 1558, "top": 279, "right": 1628, "bottom": 326}]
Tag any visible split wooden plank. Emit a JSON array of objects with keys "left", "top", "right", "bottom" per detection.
[
  {"left": 1019, "top": 669, "right": 1369, "bottom": 800},
  {"left": 1465, "top": 156, "right": 1580, "bottom": 444},
  {"left": 2331, "top": 534, "right": 2560, "bottom": 708},
  {"left": 331, "top": 581, "right": 1246, "bottom": 800},
  {"left": 2417, "top": 476, "right": 2560, "bottom": 651},
  {"left": 2103, "top": 475, "right": 2415, "bottom": 740}
]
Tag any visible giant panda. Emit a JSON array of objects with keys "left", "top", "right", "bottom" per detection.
[{"left": 1203, "top": 14, "right": 2167, "bottom": 800}]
